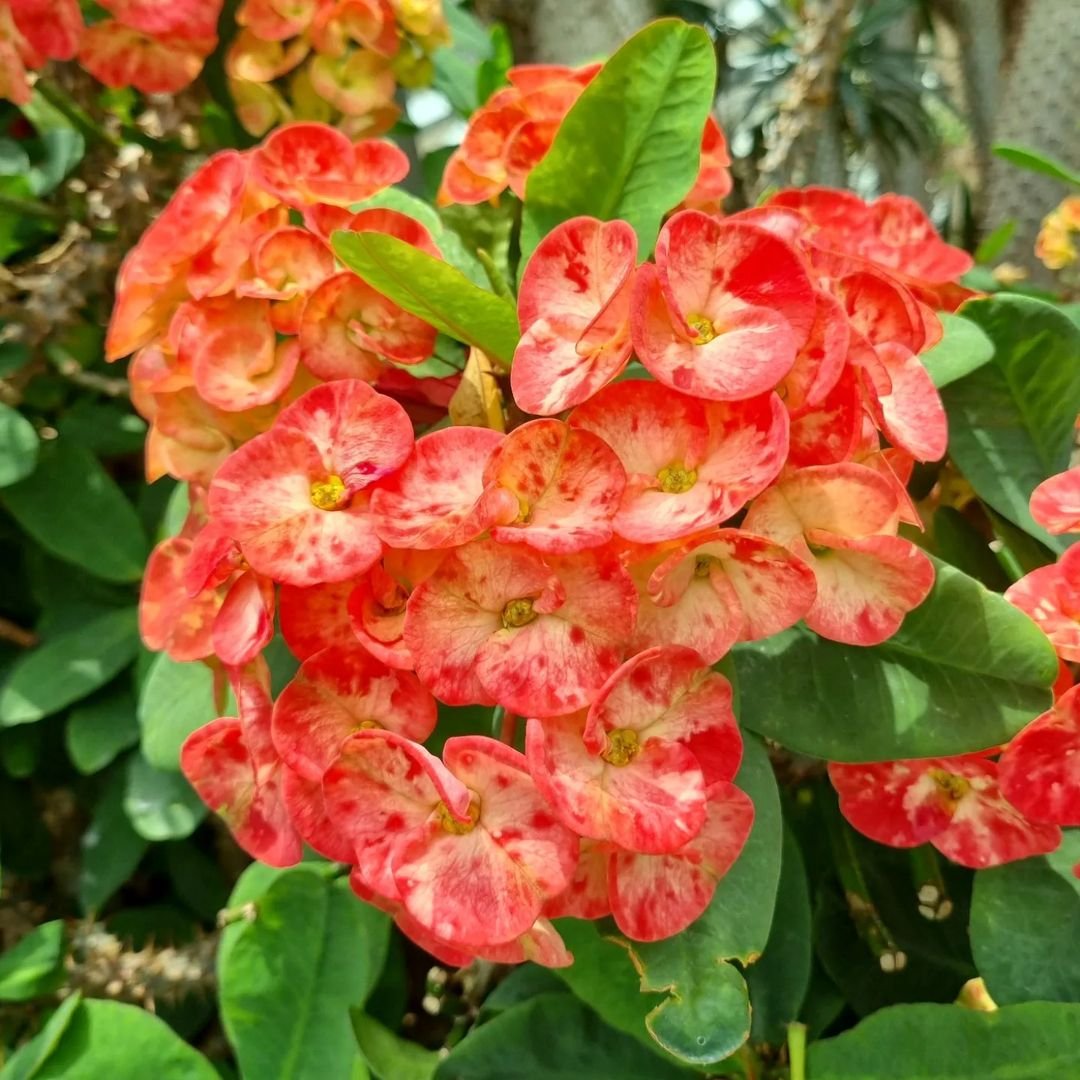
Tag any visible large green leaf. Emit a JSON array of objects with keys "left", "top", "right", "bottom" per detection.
[
  {"left": 0, "top": 921, "right": 65, "bottom": 1001},
  {"left": 332, "top": 231, "right": 519, "bottom": 365},
  {"left": 733, "top": 558, "right": 1057, "bottom": 761},
  {"left": 123, "top": 754, "right": 206, "bottom": 841},
  {"left": 0, "top": 993, "right": 82, "bottom": 1080},
  {"left": 992, "top": 143, "right": 1080, "bottom": 187},
  {"left": 219, "top": 867, "right": 390, "bottom": 1080},
  {"left": 78, "top": 768, "right": 148, "bottom": 914},
  {"left": 942, "top": 295, "right": 1080, "bottom": 555},
  {"left": 65, "top": 686, "right": 140, "bottom": 774},
  {"left": 0, "top": 607, "right": 139, "bottom": 727},
  {"left": 434, "top": 994, "right": 689, "bottom": 1080},
  {"left": 0, "top": 402, "right": 38, "bottom": 487},
  {"left": 620, "top": 734, "right": 782, "bottom": 1065},
  {"left": 137, "top": 654, "right": 222, "bottom": 771},
  {"left": 808, "top": 1002, "right": 1080, "bottom": 1078},
  {"left": 971, "top": 831, "right": 1080, "bottom": 1005},
  {"left": 1, "top": 439, "right": 148, "bottom": 581},
  {"left": 29, "top": 999, "right": 218, "bottom": 1079},
  {"left": 352, "top": 1013, "right": 439, "bottom": 1080},
  {"left": 520, "top": 19, "right": 715, "bottom": 260},
  {"left": 746, "top": 827, "right": 812, "bottom": 1044},
  {"left": 919, "top": 312, "right": 994, "bottom": 389}
]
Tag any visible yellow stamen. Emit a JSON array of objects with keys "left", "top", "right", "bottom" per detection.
[
  {"left": 687, "top": 313, "right": 717, "bottom": 344},
  {"left": 310, "top": 474, "right": 348, "bottom": 511},
  {"left": 602, "top": 728, "right": 641, "bottom": 767},
  {"left": 502, "top": 597, "right": 538, "bottom": 629},
  {"left": 693, "top": 555, "right": 714, "bottom": 578},
  {"left": 657, "top": 463, "right": 698, "bottom": 494},
  {"left": 437, "top": 799, "right": 480, "bottom": 835},
  {"left": 928, "top": 768, "right": 971, "bottom": 809}
]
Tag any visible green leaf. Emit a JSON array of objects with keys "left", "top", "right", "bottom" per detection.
[
  {"left": 0, "top": 403, "right": 38, "bottom": 487},
  {"left": 973, "top": 221, "right": 1016, "bottom": 265},
  {"left": 992, "top": 143, "right": 1080, "bottom": 187},
  {"left": 352, "top": 1013, "right": 439, "bottom": 1080},
  {"left": 746, "top": 828, "right": 812, "bottom": 1044},
  {"left": 1, "top": 439, "right": 148, "bottom": 582},
  {"left": 618, "top": 734, "right": 782, "bottom": 1065},
  {"left": 0, "top": 992, "right": 82, "bottom": 1080},
  {"left": 734, "top": 558, "right": 1057, "bottom": 761},
  {"left": 66, "top": 686, "right": 140, "bottom": 774},
  {"left": 220, "top": 868, "right": 391, "bottom": 1080},
  {"left": 123, "top": 754, "right": 206, "bottom": 841},
  {"left": 137, "top": 654, "right": 222, "bottom": 771},
  {"left": 919, "top": 312, "right": 994, "bottom": 389},
  {"left": 808, "top": 1001, "right": 1080, "bottom": 1078},
  {"left": 0, "top": 607, "right": 139, "bottom": 727},
  {"left": 434, "top": 995, "right": 690, "bottom": 1080},
  {"left": 333, "top": 232, "right": 519, "bottom": 365},
  {"left": 942, "top": 295, "right": 1080, "bottom": 555},
  {"left": 520, "top": 19, "right": 716, "bottom": 259},
  {"left": 0, "top": 921, "right": 65, "bottom": 1001},
  {"left": 28, "top": 999, "right": 218, "bottom": 1080},
  {"left": 971, "top": 831, "right": 1080, "bottom": 1005},
  {"left": 78, "top": 768, "right": 148, "bottom": 914},
  {"left": 929, "top": 507, "right": 1010, "bottom": 591}
]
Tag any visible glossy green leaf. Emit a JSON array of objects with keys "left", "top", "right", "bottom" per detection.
[
  {"left": 434, "top": 995, "right": 689, "bottom": 1080},
  {"left": 123, "top": 754, "right": 206, "bottom": 841},
  {"left": 0, "top": 725, "right": 41, "bottom": 778},
  {"left": 746, "top": 828, "right": 812, "bottom": 1044},
  {"left": 220, "top": 867, "right": 391, "bottom": 1080},
  {"left": 0, "top": 402, "right": 38, "bottom": 487},
  {"left": 78, "top": 769, "right": 148, "bottom": 914},
  {"left": 29, "top": 999, "right": 218, "bottom": 1080},
  {"left": 920, "top": 313, "right": 994, "bottom": 389},
  {"left": 619, "top": 734, "right": 782, "bottom": 1065},
  {"left": 971, "top": 831, "right": 1080, "bottom": 1005},
  {"left": 137, "top": 654, "right": 221, "bottom": 771},
  {"left": 520, "top": 19, "right": 715, "bottom": 259},
  {"left": 734, "top": 559, "right": 1057, "bottom": 761},
  {"left": 808, "top": 1001, "right": 1080, "bottom": 1078},
  {"left": 65, "top": 687, "right": 140, "bottom": 774},
  {"left": 332, "top": 231, "right": 519, "bottom": 365},
  {"left": 0, "top": 607, "right": 139, "bottom": 727},
  {"left": 0, "top": 992, "right": 82, "bottom": 1080},
  {"left": 942, "top": 296, "right": 1080, "bottom": 555},
  {"left": 992, "top": 143, "right": 1080, "bottom": 187},
  {"left": 1, "top": 439, "right": 148, "bottom": 581},
  {"left": 0, "top": 920, "right": 65, "bottom": 1001},
  {"left": 973, "top": 221, "right": 1016, "bottom": 265},
  {"left": 352, "top": 1013, "right": 439, "bottom": 1080}
]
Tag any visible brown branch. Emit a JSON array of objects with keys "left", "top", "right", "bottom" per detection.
[{"left": 0, "top": 618, "right": 38, "bottom": 649}]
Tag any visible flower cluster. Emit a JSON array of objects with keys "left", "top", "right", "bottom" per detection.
[
  {"left": 226, "top": 0, "right": 448, "bottom": 137},
  {"left": 122, "top": 87, "right": 992, "bottom": 963},
  {"left": 0, "top": 0, "right": 225, "bottom": 102},
  {"left": 438, "top": 61, "right": 732, "bottom": 212},
  {"left": 1035, "top": 195, "right": 1080, "bottom": 272},
  {"left": 105, "top": 121, "right": 461, "bottom": 488}
]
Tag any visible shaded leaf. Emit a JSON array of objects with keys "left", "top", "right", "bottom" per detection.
[
  {"left": 920, "top": 312, "right": 994, "bottom": 389},
  {"left": 352, "top": 1012, "right": 439, "bottom": 1080},
  {"left": 123, "top": 754, "right": 206, "bottom": 841},
  {"left": 0, "top": 403, "right": 39, "bottom": 488},
  {"left": 66, "top": 686, "right": 140, "bottom": 775},
  {"left": 0, "top": 921, "right": 65, "bottom": 1002}
]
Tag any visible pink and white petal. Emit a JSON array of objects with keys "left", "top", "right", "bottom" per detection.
[
  {"left": 370, "top": 427, "right": 506, "bottom": 549},
  {"left": 212, "top": 570, "right": 276, "bottom": 666},
  {"left": 486, "top": 419, "right": 625, "bottom": 553},
  {"left": 786, "top": 365, "right": 864, "bottom": 470},
  {"left": 543, "top": 839, "right": 612, "bottom": 920},
  {"left": 476, "top": 918, "right": 574, "bottom": 968},
  {"left": 280, "top": 765, "right": 356, "bottom": 863},
  {"left": 299, "top": 273, "right": 385, "bottom": 382},
  {"left": 181, "top": 716, "right": 303, "bottom": 868},
  {"left": 1005, "top": 563, "right": 1080, "bottom": 663},
  {"left": 781, "top": 291, "right": 849, "bottom": 415},
  {"left": 272, "top": 644, "right": 437, "bottom": 780},
  {"left": 279, "top": 580, "right": 360, "bottom": 661},
  {"left": 609, "top": 782, "right": 754, "bottom": 941},
  {"left": 802, "top": 531, "right": 934, "bottom": 646},
  {"left": 868, "top": 342, "right": 947, "bottom": 462},
  {"left": 999, "top": 685, "right": 1080, "bottom": 825},
  {"left": 1031, "top": 467, "right": 1080, "bottom": 535}
]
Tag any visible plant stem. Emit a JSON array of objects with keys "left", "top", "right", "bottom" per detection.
[
  {"left": 788, "top": 1022, "right": 807, "bottom": 1080},
  {"left": 476, "top": 248, "right": 513, "bottom": 301},
  {"left": 33, "top": 80, "right": 121, "bottom": 151},
  {"left": 910, "top": 845, "right": 953, "bottom": 921},
  {"left": 0, "top": 191, "right": 64, "bottom": 224}
]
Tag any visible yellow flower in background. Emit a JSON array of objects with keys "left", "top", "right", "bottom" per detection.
[{"left": 1036, "top": 195, "right": 1080, "bottom": 270}]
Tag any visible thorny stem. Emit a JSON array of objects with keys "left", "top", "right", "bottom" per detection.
[
  {"left": 910, "top": 845, "right": 953, "bottom": 921},
  {"left": 0, "top": 617, "right": 37, "bottom": 649},
  {"left": 825, "top": 800, "right": 907, "bottom": 973},
  {"left": 787, "top": 1022, "right": 807, "bottom": 1080}
]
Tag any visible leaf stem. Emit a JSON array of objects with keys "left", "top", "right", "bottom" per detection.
[
  {"left": 33, "top": 80, "right": 121, "bottom": 150},
  {"left": 787, "top": 1022, "right": 807, "bottom": 1080},
  {"left": 0, "top": 191, "right": 65, "bottom": 223},
  {"left": 476, "top": 248, "right": 513, "bottom": 301}
]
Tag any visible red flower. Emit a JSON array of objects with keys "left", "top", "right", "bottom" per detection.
[
  {"left": 1031, "top": 466, "right": 1080, "bottom": 535},
  {"left": 1005, "top": 546, "right": 1080, "bottom": 663}
]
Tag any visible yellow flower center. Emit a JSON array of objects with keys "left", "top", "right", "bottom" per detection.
[
  {"left": 502, "top": 597, "right": 538, "bottom": 629},
  {"left": 693, "top": 555, "right": 715, "bottom": 578},
  {"left": 310, "top": 474, "right": 348, "bottom": 511},
  {"left": 657, "top": 463, "right": 698, "bottom": 494},
  {"left": 602, "top": 728, "right": 641, "bottom": 767},
  {"left": 687, "top": 313, "right": 717, "bottom": 344},
  {"left": 929, "top": 768, "right": 971, "bottom": 809},
  {"left": 436, "top": 798, "right": 480, "bottom": 835}
]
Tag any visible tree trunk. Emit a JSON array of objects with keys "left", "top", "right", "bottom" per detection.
[
  {"left": 475, "top": 0, "right": 659, "bottom": 65},
  {"left": 983, "top": 0, "right": 1080, "bottom": 280}
]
